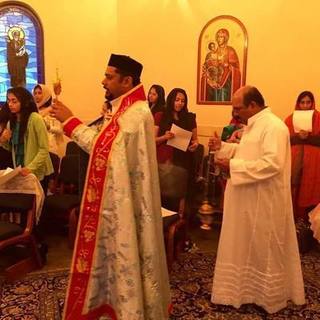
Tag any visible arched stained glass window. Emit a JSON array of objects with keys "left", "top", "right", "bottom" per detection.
[{"left": 0, "top": 1, "right": 44, "bottom": 102}]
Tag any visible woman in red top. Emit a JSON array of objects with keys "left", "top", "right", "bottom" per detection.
[
  {"left": 154, "top": 88, "right": 198, "bottom": 198},
  {"left": 285, "top": 91, "right": 320, "bottom": 220}
]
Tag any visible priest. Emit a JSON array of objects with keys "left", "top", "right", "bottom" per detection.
[{"left": 52, "top": 54, "right": 170, "bottom": 320}]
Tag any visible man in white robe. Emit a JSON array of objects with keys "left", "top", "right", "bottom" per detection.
[
  {"left": 52, "top": 54, "right": 170, "bottom": 320},
  {"left": 210, "top": 86, "right": 305, "bottom": 313}
]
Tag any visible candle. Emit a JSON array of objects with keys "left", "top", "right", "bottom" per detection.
[{"left": 53, "top": 68, "right": 62, "bottom": 98}]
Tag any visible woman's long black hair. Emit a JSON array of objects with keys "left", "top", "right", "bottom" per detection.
[
  {"left": 158, "top": 88, "right": 188, "bottom": 136},
  {"left": 7, "top": 87, "right": 38, "bottom": 143},
  {"left": 0, "top": 103, "right": 10, "bottom": 131},
  {"left": 148, "top": 84, "right": 165, "bottom": 114}
]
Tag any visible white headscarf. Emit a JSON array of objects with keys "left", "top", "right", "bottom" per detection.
[{"left": 33, "top": 84, "right": 52, "bottom": 110}]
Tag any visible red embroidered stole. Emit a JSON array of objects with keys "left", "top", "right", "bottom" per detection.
[{"left": 63, "top": 85, "right": 146, "bottom": 320}]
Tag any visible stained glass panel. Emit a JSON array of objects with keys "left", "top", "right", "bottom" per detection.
[{"left": 0, "top": 2, "right": 44, "bottom": 102}]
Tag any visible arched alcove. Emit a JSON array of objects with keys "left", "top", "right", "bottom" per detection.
[{"left": 0, "top": 1, "right": 44, "bottom": 102}]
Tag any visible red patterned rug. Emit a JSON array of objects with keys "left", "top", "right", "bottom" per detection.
[{"left": 1, "top": 251, "right": 320, "bottom": 319}]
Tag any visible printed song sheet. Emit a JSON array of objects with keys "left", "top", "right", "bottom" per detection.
[
  {"left": 0, "top": 166, "right": 21, "bottom": 186},
  {"left": 161, "top": 207, "right": 177, "bottom": 217},
  {"left": 293, "top": 110, "right": 314, "bottom": 133},
  {"left": 167, "top": 124, "right": 192, "bottom": 151}
]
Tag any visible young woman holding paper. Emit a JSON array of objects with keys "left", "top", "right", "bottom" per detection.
[
  {"left": 0, "top": 87, "right": 53, "bottom": 191},
  {"left": 285, "top": 91, "right": 320, "bottom": 220},
  {"left": 154, "top": 88, "right": 198, "bottom": 198}
]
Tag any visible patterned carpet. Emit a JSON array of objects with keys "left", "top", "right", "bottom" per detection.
[
  {"left": 169, "top": 251, "right": 320, "bottom": 319},
  {"left": 1, "top": 251, "right": 320, "bottom": 319},
  {"left": 0, "top": 269, "right": 67, "bottom": 320}
]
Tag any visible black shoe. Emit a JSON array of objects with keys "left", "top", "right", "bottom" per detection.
[{"left": 38, "top": 242, "right": 48, "bottom": 264}]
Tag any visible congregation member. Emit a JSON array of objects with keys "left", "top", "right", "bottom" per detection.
[
  {"left": 209, "top": 110, "right": 245, "bottom": 203},
  {"left": 148, "top": 84, "right": 166, "bottom": 117},
  {"left": 0, "top": 103, "right": 10, "bottom": 133},
  {"left": 209, "top": 85, "right": 305, "bottom": 313},
  {"left": 52, "top": 54, "right": 171, "bottom": 320},
  {"left": 32, "top": 84, "right": 64, "bottom": 157},
  {"left": 155, "top": 88, "right": 199, "bottom": 199},
  {"left": 0, "top": 104, "right": 12, "bottom": 169},
  {"left": 0, "top": 87, "right": 53, "bottom": 192},
  {"left": 284, "top": 91, "right": 320, "bottom": 220},
  {"left": 221, "top": 110, "right": 244, "bottom": 143}
]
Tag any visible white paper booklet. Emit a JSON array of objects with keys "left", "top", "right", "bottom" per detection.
[
  {"left": 166, "top": 124, "right": 192, "bottom": 152},
  {"left": 161, "top": 207, "right": 177, "bottom": 217},
  {"left": 0, "top": 166, "right": 22, "bottom": 186},
  {"left": 293, "top": 110, "right": 314, "bottom": 133}
]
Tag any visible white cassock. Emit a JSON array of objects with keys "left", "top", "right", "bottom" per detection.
[{"left": 212, "top": 107, "right": 305, "bottom": 313}]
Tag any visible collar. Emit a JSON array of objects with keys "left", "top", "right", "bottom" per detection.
[
  {"left": 109, "top": 85, "right": 145, "bottom": 116},
  {"left": 109, "top": 96, "right": 121, "bottom": 115},
  {"left": 247, "top": 107, "right": 271, "bottom": 127}
]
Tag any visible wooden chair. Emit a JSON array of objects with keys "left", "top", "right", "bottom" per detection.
[
  {"left": 162, "top": 196, "right": 187, "bottom": 272},
  {"left": 42, "top": 155, "right": 81, "bottom": 248},
  {"left": 0, "top": 147, "right": 13, "bottom": 170},
  {"left": 48, "top": 152, "right": 61, "bottom": 194},
  {"left": 49, "top": 152, "right": 60, "bottom": 176},
  {"left": 65, "top": 141, "right": 89, "bottom": 196},
  {"left": 0, "top": 194, "right": 42, "bottom": 280},
  {"left": 65, "top": 141, "right": 81, "bottom": 156}
]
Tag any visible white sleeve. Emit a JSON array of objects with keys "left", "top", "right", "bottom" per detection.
[
  {"left": 49, "top": 119, "right": 64, "bottom": 136},
  {"left": 215, "top": 141, "right": 238, "bottom": 159},
  {"left": 70, "top": 124, "right": 99, "bottom": 153},
  {"left": 229, "top": 125, "right": 288, "bottom": 186}
]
